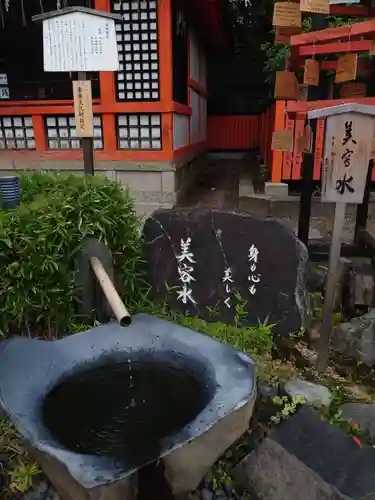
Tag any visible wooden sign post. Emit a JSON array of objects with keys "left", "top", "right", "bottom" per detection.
[
  {"left": 308, "top": 103, "right": 375, "bottom": 372},
  {"left": 32, "top": 7, "right": 121, "bottom": 175}
]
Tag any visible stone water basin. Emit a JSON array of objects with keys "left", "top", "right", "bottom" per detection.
[{"left": 0, "top": 314, "right": 256, "bottom": 500}]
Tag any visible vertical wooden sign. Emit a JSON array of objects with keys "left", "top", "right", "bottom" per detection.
[
  {"left": 321, "top": 112, "right": 374, "bottom": 203},
  {"left": 73, "top": 80, "right": 94, "bottom": 137}
]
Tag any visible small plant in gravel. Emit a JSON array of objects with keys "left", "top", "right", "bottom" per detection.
[
  {"left": 270, "top": 395, "right": 306, "bottom": 424},
  {"left": 8, "top": 461, "right": 41, "bottom": 493},
  {"left": 0, "top": 419, "right": 40, "bottom": 497}
]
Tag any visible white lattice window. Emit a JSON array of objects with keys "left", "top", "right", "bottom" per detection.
[
  {"left": 116, "top": 114, "right": 161, "bottom": 149},
  {"left": 45, "top": 116, "right": 103, "bottom": 149},
  {"left": 0, "top": 116, "right": 35, "bottom": 149},
  {"left": 113, "top": 0, "right": 160, "bottom": 101}
]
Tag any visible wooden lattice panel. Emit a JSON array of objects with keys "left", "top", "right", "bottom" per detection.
[
  {"left": 113, "top": 0, "right": 160, "bottom": 102},
  {"left": 116, "top": 113, "right": 162, "bottom": 149}
]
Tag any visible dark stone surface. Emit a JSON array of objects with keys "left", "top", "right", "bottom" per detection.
[
  {"left": 341, "top": 403, "right": 375, "bottom": 440},
  {"left": 271, "top": 406, "right": 375, "bottom": 499},
  {"left": 0, "top": 314, "right": 256, "bottom": 492},
  {"left": 333, "top": 309, "right": 375, "bottom": 366},
  {"left": 234, "top": 437, "right": 350, "bottom": 500},
  {"left": 142, "top": 208, "right": 309, "bottom": 335}
]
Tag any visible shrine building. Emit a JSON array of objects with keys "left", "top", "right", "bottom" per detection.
[{"left": 0, "top": 0, "right": 224, "bottom": 215}]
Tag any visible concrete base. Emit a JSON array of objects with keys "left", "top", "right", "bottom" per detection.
[
  {"left": 0, "top": 158, "right": 178, "bottom": 218},
  {"left": 31, "top": 447, "right": 138, "bottom": 500},
  {"left": 265, "top": 182, "right": 289, "bottom": 198},
  {"left": 0, "top": 150, "right": 209, "bottom": 217}
]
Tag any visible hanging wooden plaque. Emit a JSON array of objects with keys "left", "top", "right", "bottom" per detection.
[
  {"left": 335, "top": 53, "right": 358, "bottom": 83},
  {"left": 273, "top": 2, "right": 301, "bottom": 27},
  {"left": 340, "top": 82, "right": 366, "bottom": 98},
  {"left": 299, "top": 84, "right": 308, "bottom": 101},
  {"left": 303, "top": 59, "right": 320, "bottom": 86},
  {"left": 274, "top": 26, "right": 300, "bottom": 44},
  {"left": 271, "top": 130, "right": 294, "bottom": 152},
  {"left": 300, "top": 0, "right": 329, "bottom": 14},
  {"left": 296, "top": 124, "right": 313, "bottom": 153},
  {"left": 275, "top": 71, "right": 299, "bottom": 100}
]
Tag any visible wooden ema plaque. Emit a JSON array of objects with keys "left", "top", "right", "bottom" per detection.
[
  {"left": 273, "top": 2, "right": 301, "bottom": 27},
  {"left": 274, "top": 26, "right": 300, "bottom": 44},
  {"left": 275, "top": 71, "right": 299, "bottom": 100},
  {"left": 340, "top": 82, "right": 366, "bottom": 98},
  {"left": 335, "top": 53, "right": 358, "bottom": 83},
  {"left": 271, "top": 130, "right": 294, "bottom": 152},
  {"left": 300, "top": 0, "right": 329, "bottom": 14},
  {"left": 303, "top": 59, "right": 319, "bottom": 86}
]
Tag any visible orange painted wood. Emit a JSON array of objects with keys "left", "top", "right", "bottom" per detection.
[
  {"left": 94, "top": 0, "right": 109, "bottom": 11},
  {"left": 207, "top": 115, "right": 261, "bottom": 150},
  {"left": 163, "top": 112, "right": 173, "bottom": 158},
  {"left": 298, "top": 39, "right": 372, "bottom": 57},
  {"left": 282, "top": 114, "right": 295, "bottom": 180},
  {"left": 313, "top": 118, "right": 325, "bottom": 180},
  {"left": 290, "top": 19, "right": 375, "bottom": 46},
  {"left": 102, "top": 113, "right": 117, "bottom": 155},
  {"left": 173, "top": 141, "right": 206, "bottom": 158},
  {"left": 292, "top": 117, "right": 305, "bottom": 180},
  {"left": 286, "top": 97, "right": 375, "bottom": 114},
  {"left": 173, "top": 103, "right": 192, "bottom": 115},
  {"left": 32, "top": 115, "right": 47, "bottom": 153},
  {"left": 188, "top": 78, "right": 208, "bottom": 98},
  {"left": 297, "top": 59, "right": 371, "bottom": 72},
  {"left": 271, "top": 100, "right": 285, "bottom": 182},
  {"left": 158, "top": 0, "right": 173, "bottom": 110}
]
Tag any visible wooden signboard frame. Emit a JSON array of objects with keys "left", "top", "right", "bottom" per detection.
[
  {"left": 307, "top": 103, "right": 375, "bottom": 373},
  {"left": 32, "top": 7, "right": 122, "bottom": 175}
]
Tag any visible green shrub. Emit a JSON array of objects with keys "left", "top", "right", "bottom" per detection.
[{"left": 0, "top": 172, "right": 147, "bottom": 338}]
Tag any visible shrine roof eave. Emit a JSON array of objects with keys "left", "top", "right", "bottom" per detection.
[
  {"left": 308, "top": 103, "right": 375, "bottom": 120},
  {"left": 32, "top": 6, "right": 122, "bottom": 23}
]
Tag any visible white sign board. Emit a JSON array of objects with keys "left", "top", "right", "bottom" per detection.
[
  {"left": 321, "top": 112, "right": 375, "bottom": 204},
  {"left": 42, "top": 12, "right": 119, "bottom": 72},
  {"left": 329, "top": 0, "right": 360, "bottom": 5}
]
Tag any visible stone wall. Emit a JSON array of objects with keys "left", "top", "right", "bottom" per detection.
[
  {"left": 0, "top": 158, "right": 177, "bottom": 218},
  {"left": 0, "top": 150, "right": 206, "bottom": 217}
]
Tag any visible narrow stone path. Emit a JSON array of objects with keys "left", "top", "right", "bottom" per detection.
[{"left": 177, "top": 157, "right": 243, "bottom": 209}]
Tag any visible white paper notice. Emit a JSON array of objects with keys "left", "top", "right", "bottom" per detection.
[
  {"left": 0, "top": 87, "right": 10, "bottom": 99},
  {"left": 43, "top": 12, "right": 119, "bottom": 72}
]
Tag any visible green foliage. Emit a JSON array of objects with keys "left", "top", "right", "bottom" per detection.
[
  {"left": 0, "top": 172, "right": 147, "bottom": 338},
  {"left": 270, "top": 394, "right": 306, "bottom": 424},
  {"left": 8, "top": 462, "right": 41, "bottom": 493},
  {"left": 141, "top": 299, "right": 275, "bottom": 358}
]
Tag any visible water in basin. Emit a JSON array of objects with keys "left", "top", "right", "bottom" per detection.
[{"left": 42, "top": 357, "right": 214, "bottom": 467}]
